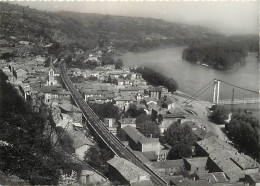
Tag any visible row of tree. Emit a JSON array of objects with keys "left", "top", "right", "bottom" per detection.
[
  {"left": 226, "top": 112, "right": 259, "bottom": 161},
  {"left": 134, "top": 67, "right": 178, "bottom": 92}
]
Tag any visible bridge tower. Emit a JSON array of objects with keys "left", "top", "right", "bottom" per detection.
[{"left": 213, "top": 80, "right": 220, "bottom": 104}]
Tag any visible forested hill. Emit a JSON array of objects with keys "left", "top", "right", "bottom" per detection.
[
  {"left": 2, "top": 2, "right": 218, "bottom": 53},
  {"left": 55, "top": 11, "right": 218, "bottom": 51},
  {"left": 182, "top": 35, "right": 258, "bottom": 71}
]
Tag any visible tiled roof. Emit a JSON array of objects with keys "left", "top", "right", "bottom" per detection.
[
  {"left": 107, "top": 157, "right": 150, "bottom": 183},
  {"left": 118, "top": 118, "right": 136, "bottom": 124},
  {"left": 149, "top": 86, "right": 162, "bottom": 92},
  {"left": 67, "top": 130, "right": 93, "bottom": 149},
  {"left": 152, "top": 159, "right": 184, "bottom": 169},
  {"left": 123, "top": 126, "right": 143, "bottom": 144},
  {"left": 122, "top": 126, "right": 159, "bottom": 144},
  {"left": 197, "top": 172, "right": 228, "bottom": 183},
  {"left": 40, "top": 85, "right": 70, "bottom": 95},
  {"left": 184, "top": 157, "right": 208, "bottom": 171},
  {"left": 196, "top": 136, "right": 258, "bottom": 182},
  {"left": 114, "top": 95, "right": 136, "bottom": 101},
  {"left": 120, "top": 87, "right": 140, "bottom": 91},
  {"left": 142, "top": 151, "right": 157, "bottom": 161},
  {"left": 59, "top": 103, "right": 81, "bottom": 112}
]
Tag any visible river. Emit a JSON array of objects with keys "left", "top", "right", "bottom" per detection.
[{"left": 115, "top": 46, "right": 259, "bottom": 118}]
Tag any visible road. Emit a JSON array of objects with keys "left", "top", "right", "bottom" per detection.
[
  {"left": 176, "top": 94, "right": 227, "bottom": 140},
  {"left": 59, "top": 61, "right": 167, "bottom": 186}
]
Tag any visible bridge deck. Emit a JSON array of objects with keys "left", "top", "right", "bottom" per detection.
[{"left": 216, "top": 98, "right": 259, "bottom": 105}]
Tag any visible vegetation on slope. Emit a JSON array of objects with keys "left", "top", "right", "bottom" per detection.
[
  {"left": 2, "top": 2, "right": 218, "bottom": 56},
  {"left": 0, "top": 71, "right": 82, "bottom": 184}
]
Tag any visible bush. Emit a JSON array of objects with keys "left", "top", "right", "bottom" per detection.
[{"left": 209, "top": 105, "right": 229, "bottom": 124}]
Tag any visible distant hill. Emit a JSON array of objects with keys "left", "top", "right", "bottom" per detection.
[{"left": 1, "top": 2, "right": 219, "bottom": 53}]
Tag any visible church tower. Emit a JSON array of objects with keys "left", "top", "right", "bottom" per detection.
[{"left": 47, "top": 58, "right": 57, "bottom": 86}]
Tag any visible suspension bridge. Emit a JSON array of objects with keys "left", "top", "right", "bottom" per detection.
[{"left": 184, "top": 79, "right": 259, "bottom": 106}]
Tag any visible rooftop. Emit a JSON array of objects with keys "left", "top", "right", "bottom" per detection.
[
  {"left": 59, "top": 103, "right": 81, "bottom": 112},
  {"left": 40, "top": 85, "right": 70, "bottom": 94},
  {"left": 118, "top": 118, "right": 136, "bottom": 124},
  {"left": 197, "top": 136, "right": 258, "bottom": 181},
  {"left": 107, "top": 157, "right": 150, "bottom": 183},
  {"left": 122, "top": 126, "right": 159, "bottom": 144},
  {"left": 67, "top": 130, "right": 94, "bottom": 149},
  {"left": 197, "top": 172, "right": 228, "bottom": 183},
  {"left": 114, "top": 95, "right": 136, "bottom": 101},
  {"left": 184, "top": 157, "right": 208, "bottom": 171},
  {"left": 149, "top": 86, "right": 162, "bottom": 92},
  {"left": 161, "top": 111, "right": 186, "bottom": 119},
  {"left": 152, "top": 159, "right": 184, "bottom": 169}
]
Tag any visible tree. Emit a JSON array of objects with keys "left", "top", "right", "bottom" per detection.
[
  {"left": 126, "top": 104, "right": 146, "bottom": 118},
  {"left": 166, "top": 122, "right": 196, "bottom": 146},
  {"left": 103, "top": 102, "right": 120, "bottom": 120},
  {"left": 12, "top": 69, "right": 17, "bottom": 80},
  {"left": 48, "top": 41, "right": 61, "bottom": 56},
  {"left": 138, "top": 121, "right": 160, "bottom": 138},
  {"left": 167, "top": 144, "right": 192, "bottom": 160},
  {"left": 136, "top": 114, "right": 151, "bottom": 128},
  {"left": 112, "top": 78, "right": 118, "bottom": 85},
  {"left": 1, "top": 52, "right": 14, "bottom": 60},
  {"left": 165, "top": 122, "right": 196, "bottom": 160},
  {"left": 91, "top": 102, "right": 121, "bottom": 121},
  {"left": 0, "top": 73, "right": 83, "bottom": 184},
  {"left": 115, "top": 59, "right": 123, "bottom": 69},
  {"left": 84, "top": 145, "right": 113, "bottom": 175},
  {"left": 135, "top": 67, "right": 178, "bottom": 93},
  {"left": 209, "top": 105, "right": 229, "bottom": 124},
  {"left": 107, "top": 75, "right": 112, "bottom": 83}
]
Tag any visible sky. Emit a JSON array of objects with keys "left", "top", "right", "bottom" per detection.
[{"left": 14, "top": 1, "right": 258, "bottom": 35}]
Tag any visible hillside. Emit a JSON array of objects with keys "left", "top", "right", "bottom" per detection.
[{"left": 1, "top": 2, "right": 219, "bottom": 54}]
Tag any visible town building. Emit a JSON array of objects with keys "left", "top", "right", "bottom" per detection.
[
  {"left": 107, "top": 157, "right": 151, "bottom": 185},
  {"left": 104, "top": 118, "right": 118, "bottom": 135},
  {"left": 113, "top": 95, "right": 137, "bottom": 111},
  {"left": 46, "top": 60, "right": 59, "bottom": 86},
  {"left": 117, "top": 118, "right": 136, "bottom": 129},
  {"left": 59, "top": 103, "right": 82, "bottom": 124},
  {"left": 41, "top": 85, "right": 71, "bottom": 104},
  {"left": 157, "top": 96, "right": 175, "bottom": 110},
  {"left": 122, "top": 126, "right": 160, "bottom": 153},
  {"left": 195, "top": 136, "right": 259, "bottom": 182},
  {"left": 67, "top": 130, "right": 94, "bottom": 160},
  {"left": 159, "top": 112, "right": 187, "bottom": 133},
  {"left": 151, "top": 159, "right": 184, "bottom": 176},
  {"left": 119, "top": 87, "right": 141, "bottom": 97},
  {"left": 244, "top": 173, "right": 260, "bottom": 186},
  {"left": 149, "top": 86, "right": 162, "bottom": 100}
]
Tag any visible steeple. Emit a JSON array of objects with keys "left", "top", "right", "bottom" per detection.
[
  {"left": 49, "top": 57, "right": 54, "bottom": 69},
  {"left": 48, "top": 57, "right": 57, "bottom": 86}
]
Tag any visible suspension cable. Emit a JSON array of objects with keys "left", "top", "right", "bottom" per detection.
[
  {"left": 186, "top": 83, "right": 214, "bottom": 105},
  {"left": 184, "top": 79, "right": 215, "bottom": 103},
  {"left": 217, "top": 79, "right": 259, "bottom": 94}
]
